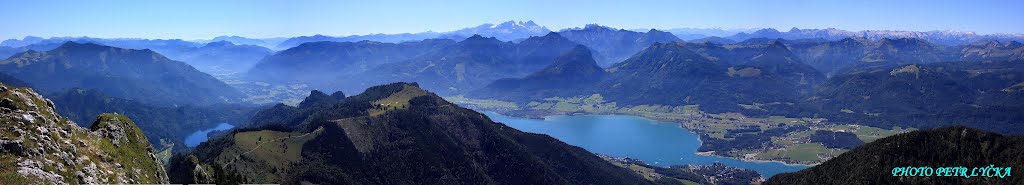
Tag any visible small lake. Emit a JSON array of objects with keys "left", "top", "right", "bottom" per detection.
[
  {"left": 184, "top": 123, "right": 235, "bottom": 147},
  {"left": 484, "top": 112, "right": 809, "bottom": 177}
]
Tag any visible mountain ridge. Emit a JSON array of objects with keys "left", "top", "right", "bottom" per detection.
[
  {"left": 274, "top": 20, "right": 550, "bottom": 49},
  {"left": 0, "top": 42, "right": 245, "bottom": 106},
  {"left": 470, "top": 45, "right": 604, "bottom": 101},
  {"left": 358, "top": 33, "right": 579, "bottom": 95},
  {"left": 729, "top": 27, "right": 1024, "bottom": 45},
  {"left": 169, "top": 82, "right": 656, "bottom": 184},
  {"left": 766, "top": 126, "right": 1024, "bottom": 184},
  {"left": 0, "top": 83, "right": 168, "bottom": 184}
]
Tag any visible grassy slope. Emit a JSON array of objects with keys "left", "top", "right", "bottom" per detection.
[{"left": 90, "top": 113, "right": 165, "bottom": 182}]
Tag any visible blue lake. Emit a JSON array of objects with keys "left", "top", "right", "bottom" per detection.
[
  {"left": 184, "top": 123, "right": 235, "bottom": 147},
  {"left": 484, "top": 112, "right": 809, "bottom": 177}
]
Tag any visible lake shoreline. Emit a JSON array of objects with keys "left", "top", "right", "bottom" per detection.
[
  {"left": 184, "top": 123, "right": 236, "bottom": 147},
  {"left": 479, "top": 109, "right": 815, "bottom": 166},
  {"left": 694, "top": 150, "right": 815, "bottom": 167},
  {"left": 482, "top": 111, "right": 810, "bottom": 177}
]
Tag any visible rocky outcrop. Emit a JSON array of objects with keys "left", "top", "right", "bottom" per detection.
[{"left": 0, "top": 83, "right": 168, "bottom": 184}]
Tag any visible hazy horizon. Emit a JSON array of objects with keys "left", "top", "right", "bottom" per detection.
[{"left": 2, "top": 0, "right": 1023, "bottom": 40}]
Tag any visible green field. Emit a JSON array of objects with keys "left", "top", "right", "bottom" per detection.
[
  {"left": 833, "top": 125, "right": 913, "bottom": 142},
  {"left": 370, "top": 84, "right": 430, "bottom": 116},
  {"left": 445, "top": 95, "right": 519, "bottom": 110},
  {"left": 229, "top": 128, "right": 323, "bottom": 167},
  {"left": 215, "top": 127, "right": 324, "bottom": 182},
  {"left": 155, "top": 141, "right": 174, "bottom": 165},
  {"left": 787, "top": 143, "right": 828, "bottom": 162},
  {"left": 225, "top": 79, "right": 310, "bottom": 105}
]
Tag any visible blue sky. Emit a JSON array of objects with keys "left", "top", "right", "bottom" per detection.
[{"left": 1, "top": 0, "right": 1022, "bottom": 40}]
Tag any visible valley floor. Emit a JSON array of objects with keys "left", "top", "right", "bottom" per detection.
[{"left": 446, "top": 95, "right": 912, "bottom": 166}]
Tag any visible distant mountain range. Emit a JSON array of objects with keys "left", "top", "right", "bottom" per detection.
[
  {"left": 362, "top": 33, "right": 579, "bottom": 95},
  {"left": 245, "top": 28, "right": 1024, "bottom": 120},
  {"left": 6, "top": 21, "right": 1023, "bottom": 56},
  {"left": 272, "top": 33, "right": 454, "bottom": 51},
  {"left": 0, "top": 42, "right": 244, "bottom": 106},
  {"left": 0, "top": 36, "right": 47, "bottom": 47},
  {"left": 266, "top": 25, "right": 1022, "bottom": 51},
  {"left": 0, "top": 44, "right": 55, "bottom": 60},
  {"left": 0, "top": 36, "right": 202, "bottom": 54},
  {"left": 634, "top": 27, "right": 761, "bottom": 40},
  {"left": 471, "top": 37, "right": 1024, "bottom": 134},
  {"left": 559, "top": 24, "right": 683, "bottom": 66},
  {"left": 471, "top": 45, "right": 605, "bottom": 100},
  {"left": 0, "top": 37, "right": 274, "bottom": 77},
  {"left": 728, "top": 37, "right": 1023, "bottom": 75},
  {"left": 249, "top": 32, "right": 582, "bottom": 95},
  {"left": 246, "top": 39, "right": 456, "bottom": 84},
  {"left": 206, "top": 35, "right": 288, "bottom": 49},
  {"left": 167, "top": 41, "right": 273, "bottom": 76},
  {"left": 448, "top": 20, "right": 551, "bottom": 41},
  {"left": 473, "top": 40, "right": 822, "bottom": 112},
  {"left": 728, "top": 27, "right": 1024, "bottom": 45},
  {"left": 273, "top": 20, "right": 550, "bottom": 49},
  {"left": 260, "top": 24, "right": 684, "bottom": 92}
]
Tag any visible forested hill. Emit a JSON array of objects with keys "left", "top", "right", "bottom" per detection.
[
  {"left": 0, "top": 42, "right": 244, "bottom": 106},
  {"left": 767, "top": 126, "right": 1023, "bottom": 184},
  {"left": 169, "top": 82, "right": 656, "bottom": 184}
]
